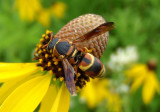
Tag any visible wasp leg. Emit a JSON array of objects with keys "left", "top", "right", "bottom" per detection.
[
  {"left": 52, "top": 57, "right": 60, "bottom": 61},
  {"left": 52, "top": 57, "right": 61, "bottom": 65},
  {"left": 74, "top": 65, "right": 78, "bottom": 75},
  {"left": 83, "top": 47, "right": 95, "bottom": 53}
]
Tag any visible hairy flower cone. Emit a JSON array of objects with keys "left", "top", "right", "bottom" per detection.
[
  {"left": 34, "top": 14, "right": 109, "bottom": 90},
  {"left": 56, "top": 14, "right": 109, "bottom": 58}
]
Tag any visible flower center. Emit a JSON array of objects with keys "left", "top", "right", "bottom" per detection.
[
  {"left": 33, "top": 30, "right": 90, "bottom": 90},
  {"left": 147, "top": 60, "right": 157, "bottom": 71}
]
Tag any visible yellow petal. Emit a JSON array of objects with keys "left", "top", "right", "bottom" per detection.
[
  {"left": 0, "top": 74, "right": 52, "bottom": 112},
  {"left": 125, "top": 64, "right": 147, "bottom": 78},
  {"left": 14, "top": 0, "right": 42, "bottom": 21},
  {"left": 106, "top": 93, "right": 122, "bottom": 112},
  {"left": 151, "top": 73, "right": 160, "bottom": 94},
  {"left": 130, "top": 73, "right": 146, "bottom": 93},
  {"left": 39, "top": 85, "right": 58, "bottom": 112},
  {"left": 0, "top": 63, "right": 40, "bottom": 83},
  {"left": 51, "top": 2, "right": 66, "bottom": 18},
  {"left": 80, "top": 79, "right": 108, "bottom": 108},
  {"left": 80, "top": 80, "right": 97, "bottom": 108},
  {"left": 0, "top": 73, "right": 41, "bottom": 104},
  {"left": 38, "top": 9, "right": 50, "bottom": 27},
  {"left": 50, "top": 83, "right": 70, "bottom": 112},
  {"left": 96, "top": 79, "right": 109, "bottom": 102},
  {"left": 142, "top": 72, "right": 159, "bottom": 104}
]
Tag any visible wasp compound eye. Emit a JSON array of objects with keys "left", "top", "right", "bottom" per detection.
[
  {"left": 55, "top": 41, "right": 71, "bottom": 56},
  {"left": 48, "top": 37, "right": 59, "bottom": 50}
]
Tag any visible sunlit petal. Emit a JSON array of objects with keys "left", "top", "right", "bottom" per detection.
[
  {"left": 39, "top": 85, "right": 58, "bottom": 112},
  {"left": 14, "top": 0, "right": 42, "bottom": 21},
  {"left": 51, "top": 2, "right": 66, "bottom": 18},
  {"left": 80, "top": 79, "right": 108, "bottom": 108},
  {"left": 38, "top": 9, "right": 50, "bottom": 27},
  {"left": 106, "top": 93, "right": 122, "bottom": 112},
  {"left": 0, "top": 63, "right": 40, "bottom": 83},
  {"left": 0, "top": 74, "right": 52, "bottom": 112},
  {"left": 142, "top": 72, "right": 159, "bottom": 104},
  {"left": 130, "top": 73, "right": 146, "bottom": 92},
  {"left": 0, "top": 73, "right": 41, "bottom": 104},
  {"left": 50, "top": 83, "right": 70, "bottom": 112},
  {"left": 80, "top": 80, "right": 97, "bottom": 108},
  {"left": 125, "top": 64, "right": 147, "bottom": 78}
]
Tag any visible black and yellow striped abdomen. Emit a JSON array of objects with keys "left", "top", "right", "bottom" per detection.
[{"left": 79, "top": 53, "right": 104, "bottom": 77}]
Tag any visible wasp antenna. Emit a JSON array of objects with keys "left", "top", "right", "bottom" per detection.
[
  {"left": 106, "top": 22, "right": 115, "bottom": 30},
  {"left": 107, "top": 22, "right": 114, "bottom": 25}
]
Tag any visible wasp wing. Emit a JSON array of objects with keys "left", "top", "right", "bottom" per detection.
[
  {"left": 73, "top": 22, "right": 114, "bottom": 43},
  {"left": 56, "top": 14, "right": 114, "bottom": 58},
  {"left": 62, "top": 59, "right": 77, "bottom": 95}
]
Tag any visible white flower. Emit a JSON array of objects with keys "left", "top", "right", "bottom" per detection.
[
  {"left": 107, "top": 46, "right": 138, "bottom": 71},
  {"left": 116, "top": 84, "right": 129, "bottom": 94}
]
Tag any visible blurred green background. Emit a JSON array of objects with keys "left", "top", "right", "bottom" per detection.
[{"left": 0, "top": 0, "right": 160, "bottom": 112}]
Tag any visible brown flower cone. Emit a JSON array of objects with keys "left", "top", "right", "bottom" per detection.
[{"left": 56, "top": 14, "right": 109, "bottom": 58}]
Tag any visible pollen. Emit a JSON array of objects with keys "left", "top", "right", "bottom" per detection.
[
  {"left": 45, "top": 36, "right": 49, "bottom": 39},
  {"left": 81, "top": 78, "right": 85, "bottom": 82},
  {"left": 35, "top": 48, "right": 38, "bottom": 52},
  {"left": 38, "top": 44, "right": 42, "bottom": 48},
  {"left": 60, "top": 77, "right": 64, "bottom": 81},
  {"left": 47, "top": 62, "right": 52, "bottom": 66},
  {"left": 39, "top": 59, "right": 43, "bottom": 63},
  {"left": 76, "top": 86, "right": 80, "bottom": 90},
  {"left": 41, "top": 68, "right": 44, "bottom": 71},
  {"left": 58, "top": 68, "right": 62, "bottom": 71},
  {"left": 49, "top": 70, "right": 53, "bottom": 74},
  {"left": 53, "top": 78, "right": 57, "bottom": 81},
  {"left": 54, "top": 61, "right": 58, "bottom": 65},
  {"left": 40, "top": 38, "right": 44, "bottom": 43},
  {"left": 46, "top": 30, "right": 51, "bottom": 34},
  {"left": 38, "top": 50, "right": 42, "bottom": 54},
  {"left": 45, "top": 54, "right": 49, "bottom": 58},
  {"left": 42, "top": 34, "right": 45, "bottom": 38},
  {"left": 77, "top": 73, "right": 81, "bottom": 77}
]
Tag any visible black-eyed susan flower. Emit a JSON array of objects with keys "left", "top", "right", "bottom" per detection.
[
  {"left": 37, "top": 2, "right": 66, "bottom": 27},
  {"left": 105, "top": 91, "right": 122, "bottom": 112},
  {"left": 0, "top": 30, "right": 72, "bottom": 111},
  {"left": 125, "top": 60, "right": 160, "bottom": 104},
  {"left": 14, "top": 0, "right": 42, "bottom": 21},
  {"left": 51, "top": 2, "right": 66, "bottom": 19},
  {"left": 14, "top": 0, "right": 66, "bottom": 27},
  {"left": 80, "top": 78, "right": 109, "bottom": 108},
  {"left": 0, "top": 14, "right": 113, "bottom": 111},
  {"left": 0, "top": 63, "right": 70, "bottom": 112},
  {"left": 37, "top": 9, "right": 51, "bottom": 27},
  {"left": 80, "top": 78, "right": 122, "bottom": 111}
]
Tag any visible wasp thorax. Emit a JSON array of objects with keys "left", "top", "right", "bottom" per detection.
[
  {"left": 47, "top": 38, "right": 74, "bottom": 59},
  {"left": 33, "top": 30, "right": 91, "bottom": 91}
]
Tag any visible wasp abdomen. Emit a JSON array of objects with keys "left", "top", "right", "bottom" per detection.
[{"left": 79, "top": 53, "right": 104, "bottom": 77}]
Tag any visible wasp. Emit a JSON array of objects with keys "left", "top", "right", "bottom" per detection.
[{"left": 43, "top": 22, "right": 114, "bottom": 95}]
